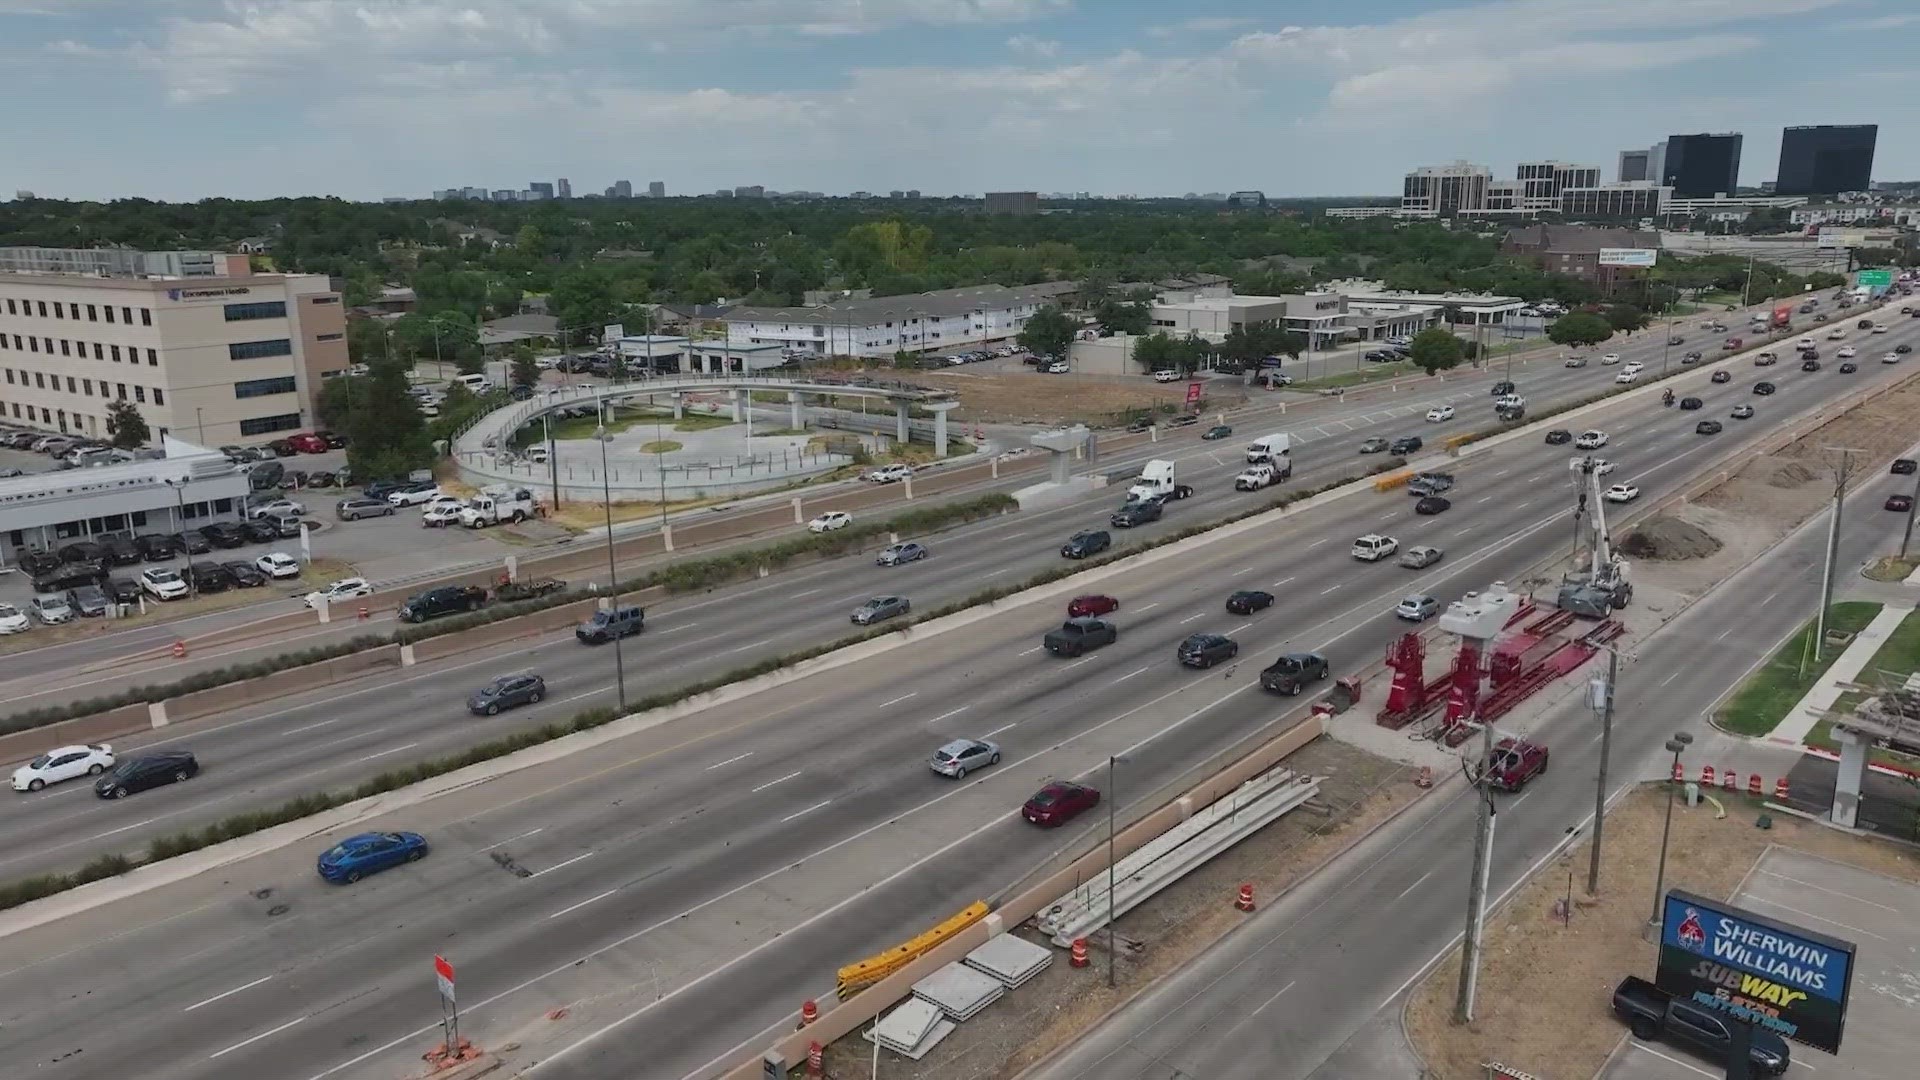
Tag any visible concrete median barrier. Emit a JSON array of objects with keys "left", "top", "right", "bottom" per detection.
[
  {"left": 163, "top": 645, "right": 405, "bottom": 724},
  {"left": 0, "top": 703, "right": 153, "bottom": 764}
]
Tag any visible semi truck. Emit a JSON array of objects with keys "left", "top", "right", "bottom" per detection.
[{"left": 1126, "top": 460, "right": 1194, "bottom": 503}]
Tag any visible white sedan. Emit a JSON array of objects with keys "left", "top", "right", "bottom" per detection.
[
  {"left": 302, "top": 577, "right": 374, "bottom": 609},
  {"left": 254, "top": 552, "right": 301, "bottom": 579},
  {"left": 1885, "top": 352, "right": 1903, "bottom": 365},
  {"left": 1574, "top": 430, "right": 1609, "bottom": 449},
  {"left": 1425, "top": 405, "right": 1455, "bottom": 423},
  {"left": 12, "top": 743, "right": 115, "bottom": 792},
  {"left": 422, "top": 502, "right": 466, "bottom": 527},
  {"left": 0, "top": 602, "right": 28, "bottom": 634},
  {"left": 1605, "top": 483, "right": 1640, "bottom": 503},
  {"left": 1837, "top": 346, "right": 1857, "bottom": 358},
  {"left": 388, "top": 485, "right": 444, "bottom": 507},
  {"left": 1872, "top": 324, "right": 1889, "bottom": 334},
  {"left": 247, "top": 497, "right": 306, "bottom": 520},
  {"left": 1590, "top": 459, "right": 1618, "bottom": 476},
  {"left": 1600, "top": 353, "right": 1622, "bottom": 365},
  {"left": 807, "top": 511, "right": 852, "bottom": 533},
  {"left": 865, "top": 464, "right": 913, "bottom": 484}
]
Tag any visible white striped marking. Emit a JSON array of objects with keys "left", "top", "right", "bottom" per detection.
[
  {"left": 782, "top": 800, "right": 831, "bottom": 823},
  {"left": 926, "top": 706, "right": 971, "bottom": 726},
  {"left": 752, "top": 771, "right": 801, "bottom": 793},
  {"left": 549, "top": 889, "right": 618, "bottom": 920},
  {"left": 352, "top": 742, "right": 418, "bottom": 763},
  {"left": 478, "top": 827, "right": 544, "bottom": 852},
  {"left": 185, "top": 975, "right": 273, "bottom": 1012},
  {"left": 705, "top": 753, "right": 753, "bottom": 771},
  {"left": 879, "top": 692, "right": 918, "bottom": 709},
  {"left": 529, "top": 852, "right": 595, "bottom": 878},
  {"left": 209, "top": 1017, "right": 306, "bottom": 1059},
  {"left": 1117, "top": 665, "right": 1151, "bottom": 682}
]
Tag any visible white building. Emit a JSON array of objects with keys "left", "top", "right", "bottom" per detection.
[
  {"left": 1789, "top": 203, "right": 1916, "bottom": 226},
  {"left": 721, "top": 282, "right": 1076, "bottom": 358},
  {"left": 0, "top": 435, "right": 250, "bottom": 563},
  {"left": 0, "top": 252, "right": 348, "bottom": 446}
]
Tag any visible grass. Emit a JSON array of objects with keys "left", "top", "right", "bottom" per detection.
[
  {"left": 1805, "top": 607, "right": 1920, "bottom": 768},
  {"left": 1696, "top": 291, "right": 1743, "bottom": 308},
  {"left": 1864, "top": 555, "right": 1920, "bottom": 582},
  {"left": 1715, "top": 601, "right": 1883, "bottom": 736},
  {"left": 638, "top": 440, "right": 683, "bottom": 454},
  {"left": 1483, "top": 336, "right": 1555, "bottom": 359},
  {"left": 1287, "top": 361, "right": 1419, "bottom": 391}
]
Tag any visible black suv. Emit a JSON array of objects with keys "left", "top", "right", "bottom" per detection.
[
  {"left": 186, "top": 563, "right": 237, "bottom": 593},
  {"left": 1177, "top": 633, "right": 1239, "bottom": 668},
  {"left": 20, "top": 550, "right": 62, "bottom": 577},
  {"left": 136, "top": 533, "right": 178, "bottom": 561},
  {"left": 100, "top": 535, "right": 143, "bottom": 566},
  {"left": 1261, "top": 652, "right": 1330, "bottom": 695},
  {"left": 1388, "top": 435, "right": 1423, "bottom": 455},
  {"left": 58, "top": 541, "right": 108, "bottom": 566},
  {"left": 398, "top": 585, "right": 488, "bottom": 623},
  {"left": 174, "top": 531, "right": 213, "bottom": 555},
  {"left": 1043, "top": 617, "right": 1118, "bottom": 657},
  {"left": 577, "top": 605, "right": 645, "bottom": 643},
  {"left": 94, "top": 751, "right": 199, "bottom": 799},
  {"left": 1061, "top": 530, "right": 1111, "bottom": 559},
  {"left": 1489, "top": 380, "right": 1515, "bottom": 396},
  {"left": 1110, "top": 499, "right": 1163, "bottom": 528},
  {"left": 223, "top": 561, "right": 268, "bottom": 588},
  {"left": 200, "top": 522, "right": 249, "bottom": 549}
]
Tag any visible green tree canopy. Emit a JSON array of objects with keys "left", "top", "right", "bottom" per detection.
[
  {"left": 105, "top": 400, "right": 150, "bottom": 449},
  {"left": 1133, "top": 332, "right": 1177, "bottom": 373},
  {"left": 1547, "top": 310, "right": 1615, "bottom": 348},
  {"left": 1408, "top": 327, "right": 1465, "bottom": 375},
  {"left": 1093, "top": 298, "right": 1151, "bottom": 336},
  {"left": 1017, "top": 307, "right": 1079, "bottom": 360},
  {"left": 340, "top": 363, "right": 431, "bottom": 481},
  {"left": 1602, "top": 304, "right": 1647, "bottom": 332}
]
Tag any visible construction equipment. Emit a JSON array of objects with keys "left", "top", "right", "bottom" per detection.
[{"left": 1558, "top": 456, "right": 1632, "bottom": 617}]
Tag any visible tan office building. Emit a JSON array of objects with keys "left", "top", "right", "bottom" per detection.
[{"left": 0, "top": 253, "right": 348, "bottom": 446}]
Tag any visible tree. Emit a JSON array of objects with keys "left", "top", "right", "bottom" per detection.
[
  {"left": 104, "top": 400, "right": 150, "bottom": 449},
  {"left": 1602, "top": 304, "right": 1647, "bottom": 332},
  {"left": 1133, "top": 333, "right": 1178, "bottom": 373},
  {"left": 487, "top": 284, "right": 523, "bottom": 318},
  {"left": 1018, "top": 306, "right": 1078, "bottom": 360},
  {"left": 343, "top": 362, "right": 431, "bottom": 481},
  {"left": 510, "top": 345, "right": 539, "bottom": 389},
  {"left": 1093, "top": 298, "right": 1151, "bottom": 336},
  {"left": 1218, "top": 323, "right": 1302, "bottom": 368},
  {"left": 1547, "top": 310, "right": 1615, "bottom": 348},
  {"left": 1407, "top": 327, "right": 1465, "bottom": 375}
]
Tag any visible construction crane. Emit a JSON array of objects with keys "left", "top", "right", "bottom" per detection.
[{"left": 1557, "top": 456, "right": 1632, "bottom": 618}]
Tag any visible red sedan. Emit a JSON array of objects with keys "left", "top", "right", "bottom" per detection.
[
  {"left": 1022, "top": 781, "right": 1100, "bottom": 827},
  {"left": 286, "top": 433, "right": 330, "bottom": 454},
  {"left": 1067, "top": 594, "right": 1119, "bottom": 618}
]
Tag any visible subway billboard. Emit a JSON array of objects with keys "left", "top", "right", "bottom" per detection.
[{"left": 1657, "top": 888, "right": 1856, "bottom": 1054}]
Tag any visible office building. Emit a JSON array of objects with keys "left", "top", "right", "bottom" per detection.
[
  {"left": 734, "top": 185, "right": 765, "bottom": 198},
  {"left": 1775, "top": 125, "right": 1877, "bottom": 196},
  {"left": 984, "top": 191, "right": 1040, "bottom": 215},
  {"left": 0, "top": 248, "right": 231, "bottom": 279},
  {"left": 528, "top": 182, "right": 554, "bottom": 200},
  {"left": 556, "top": 178, "right": 571, "bottom": 199},
  {"left": 0, "top": 251, "right": 347, "bottom": 446},
  {"left": 1660, "top": 133, "right": 1742, "bottom": 199},
  {"left": 648, "top": 181, "right": 666, "bottom": 198},
  {"left": 1500, "top": 224, "right": 1660, "bottom": 290},
  {"left": 1559, "top": 182, "right": 1670, "bottom": 218},
  {"left": 1617, "top": 149, "right": 1650, "bottom": 182},
  {"left": 0, "top": 436, "right": 251, "bottom": 563},
  {"left": 609, "top": 180, "right": 631, "bottom": 198},
  {"left": 1227, "top": 191, "right": 1267, "bottom": 208},
  {"left": 1516, "top": 161, "right": 1599, "bottom": 210},
  {"left": 490, "top": 189, "right": 517, "bottom": 202},
  {"left": 1401, "top": 161, "right": 1493, "bottom": 216}
]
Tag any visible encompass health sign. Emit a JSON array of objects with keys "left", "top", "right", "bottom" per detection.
[{"left": 1657, "top": 888, "right": 1856, "bottom": 1054}]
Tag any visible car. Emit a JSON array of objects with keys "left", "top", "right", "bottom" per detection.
[
  {"left": 467, "top": 672, "right": 546, "bottom": 715},
  {"left": 1543, "top": 429, "right": 1572, "bottom": 446},
  {"left": 1899, "top": 344, "right": 1914, "bottom": 355},
  {"left": 1563, "top": 355, "right": 1587, "bottom": 368},
  {"left": 807, "top": 511, "right": 852, "bottom": 534},
  {"left": 929, "top": 738, "right": 1000, "bottom": 779},
  {"left": 0, "top": 602, "right": 28, "bottom": 635},
  {"left": 1225, "top": 589, "right": 1275, "bottom": 615},
  {"left": 1858, "top": 318, "right": 1874, "bottom": 330},
  {"left": 1177, "top": 633, "right": 1239, "bottom": 668},
  {"left": 1151, "top": 369, "right": 1180, "bottom": 382},
  {"left": 185, "top": 563, "right": 237, "bottom": 593},
  {"left": 1801, "top": 358, "right": 1822, "bottom": 372},
  {"left": 1061, "top": 530, "right": 1110, "bottom": 559},
  {"left": 1622, "top": 360, "right": 1644, "bottom": 374},
  {"left": 139, "top": 567, "right": 190, "bottom": 600},
  {"left": 339, "top": 492, "right": 400, "bottom": 521},
  {"left": 1731, "top": 404, "right": 1754, "bottom": 419},
  {"left": 19, "top": 550, "right": 62, "bottom": 578},
  {"left": 1493, "top": 394, "right": 1525, "bottom": 410},
  {"left": 1395, "top": 594, "right": 1440, "bottom": 621},
  {"left": 422, "top": 501, "right": 466, "bottom": 527},
  {"left": 1613, "top": 370, "right": 1640, "bottom": 384},
  {"left": 1839, "top": 361, "right": 1858, "bottom": 373},
  {"left": 399, "top": 584, "right": 487, "bottom": 622},
  {"left": 1710, "top": 370, "right": 1732, "bottom": 384},
  {"left": 1885, "top": 352, "right": 1904, "bottom": 364},
  {"left": 1352, "top": 534, "right": 1398, "bottom": 561},
  {"left": 361, "top": 479, "right": 410, "bottom": 502},
  {"left": 99, "top": 535, "right": 142, "bottom": 566},
  {"left": 130, "top": 533, "right": 177, "bottom": 562},
  {"left": 1604, "top": 483, "right": 1640, "bottom": 503},
  {"left": 237, "top": 519, "right": 279, "bottom": 544},
  {"left": 876, "top": 542, "right": 928, "bottom": 566},
  {"left": 1202, "top": 425, "right": 1233, "bottom": 441},
  {"left": 1485, "top": 738, "right": 1549, "bottom": 792},
  {"left": 851, "top": 595, "right": 910, "bottom": 625},
  {"left": 1721, "top": 338, "right": 1742, "bottom": 350},
  {"left": 1837, "top": 346, "right": 1857, "bottom": 358},
  {"left": 1893, "top": 459, "right": 1918, "bottom": 476},
  {"left": 285, "top": 433, "right": 330, "bottom": 454},
  {"left": 1424, "top": 406, "right": 1454, "bottom": 423},
  {"left": 317, "top": 830, "right": 430, "bottom": 883},
  {"left": 1872, "top": 324, "right": 1889, "bottom": 334},
  {"left": 1059, "top": 598, "right": 1120, "bottom": 625},
  {"left": 12, "top": 743, "right": 115, "bottom": 791},
  {"left": 1043, "top": 616, "right": 1118, "bottom": 656},
  {"left": 1574, "top": 430, "right": 1608, "bottom": 449},
  {"left": 302, "top": 577, "right": 374, "bottom": 608},
  {"left": 1600, "top": 353, "right": 1621, "bottom": 365},
  {"left": 1388, "top": 435, "right": 1423, "bottom": 455},
  {"left": 67, "top": 583, "right": 112, "bottom": 617},
  {"left": 57, "top": 540, "right": 108, "bottom": 566},
  {"left": 1110, "top": 499, "right": 1163, "bottom": 528},
  {"left": 1680, "top": 351, "right": 1702, "bottom": 365},
  {"left": 1259, "top": 652, "right": 1329, "bottom": 695},
  {"left": 29, "top": 593, "right": 75, "bottom": 624},
  {"left": 1678, "top": 396, "right": 1702, "bottom": 410},
  {"left": 1408, "top": 493, "right": 1450, "bottom": 515},
  {"left": 1753, "top": 351, "right": 1777, "bottom": 366},
  {"left": 221, "top": 561, "right": 268, "bottom": 588},
  {"left": 1888, "top": 494, "right": 1915, "bottom": 513},
  {"left": 255, "top": 552, "right": 301, "bottom": 579},
  {"left": 94, "top": 750, "right": 198, "bottom": 799},
  {"left": 1695, "top": 420, "right": 1723, "bottom": 435},
  {"left": 387, "top": 482, "right": 442, "bottom": 507},
  {"left": 574, "top": 605, "right": 645, "bottom": 643},
  {"left": 1358, "top": 437, "right": 1391, "bottom": 454},
  {"left": 247, "top": 497, "right": 306, "bottom": 521},
  {"left": 1398, "top": 544, "right": 1444, "bottom": 570},
  {"left": 864, "top": 463, "right": 913, "bottom": 484},
  {"left": 200, "top": 522, "right": 249, "bottom": 549},
  {"left": 1754, "top": 381, "right": 1776, "bottom": 395},
  {"left": 1490, "top": 380, "right": 1516, "bottom": 396},
  {"left": 1022, "top": 781, "right": 1099, "bottom": 827}
]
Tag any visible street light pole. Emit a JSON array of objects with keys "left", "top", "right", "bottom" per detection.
[
  {"left": 1107, "top": 754, "right": 1128, "bottom": 989},
  {"left": 1813, "top": 448, "right": 1863, "bottom": 663},
  {"left": 1900, "top": 466, "right": 1920, "bottom": 559},
  {"left": 165, "top": 477, "right": 195, "bottom": 597},
  {"left": 596, "top": 426, "right": 628, "bottom": 712},
  {"left": 1586, "top": 645, "right": 1618, "bottom": 895},
  {"left": 1648, "top": 732, "right": 1695, "bottom": 930},
  {"left": 1453, "top": 704, "right": 1498, "bottom": 1024}
]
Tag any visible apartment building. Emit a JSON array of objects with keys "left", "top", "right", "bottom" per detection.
[
  {"left": 722, "top": 282, "right": 1075, "bottom": 357},
  {"left": 0, "top": 252, "right": 348, "bottom": 446}
]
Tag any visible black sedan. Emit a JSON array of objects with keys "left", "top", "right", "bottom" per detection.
[
  {"left": 1678, "top": 397, "right": 1703, "bottom": 410},
  {"left": 1801, "top": 359, "right": 1822, "bottom": 372},
  {"left": 1696, "top": 420, "right": 1723, "bottom": 435},
  {"left": 1176, "top": 633, "right": 1239, "bottom": 668},
  {"left": 1202, "top": 425, "right": 1233, "bottom": 441},
  {"left": 199, "top": 522, "right": 249, "bottom": 549},
  {"left": 1711, "top": 371, "right": 1732, "bottom": 384},
  {"left": 1414, "top": 495, "right": 1452, "bottom": 515},
  {"left": 1544, "top": 429, "right": 1572, "bottom": 445},
  {"left": 468, "top": 673, "right": 546, "bottom": 715},
  {"left": 1888, "top": 495, "right": 1915, "bottom": 513},
  {"left": 1226, "top": 590, "right": 1275, "bottom": 615},
  {"left": 222, "top": 561, "right": 268, "bottom": 588},
  {"left": 240, "top": 519, "right": 281, "bottom": 543},
  {"left": 1681, "top": 351, "right": 1703, "bottom": 364},
  {"left": 1898, "top": 343, "right": 1913, "bottom": 355},
  {"left": 1839, "top": 362, "right": 1858, "bottom": 373},
  {"left": 1893, "top": 459, "right": 1918, "bottom": 476},
  {"left": 1754, "top": 382, "right": 1776, "bottom": 395},
  {"left": 136, "top": 534, "right": 178, "bottom": 561}
]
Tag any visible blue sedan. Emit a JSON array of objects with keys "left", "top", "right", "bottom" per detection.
[{"left": 317, "top": 831, "right": 430, "bottom": 883}]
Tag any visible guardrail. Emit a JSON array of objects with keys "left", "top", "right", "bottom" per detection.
[{"left": 834, "top": 902, "right": 989, "bottom": 998}]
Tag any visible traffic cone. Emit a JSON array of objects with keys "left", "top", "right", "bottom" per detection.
[
  {"left": 1236, "top": 883, "right": 1256, "bottom": 912},
  {"left": 1721, "top": 769, "right": 1737, "bottom": 793},
  {"left": 1701, "top": 765, "right": 1716, "bottom": 787},
  {"left": 171, "top": 640, "right": 187, "bottom": 659},
  {"left": 1774, "top": 776, "right": 1790, "bottom": 802},
  {"left": 807, "top": 1041, "right": 824, "bottom": 1077},
  {"left": 1070, "top": 938, "right": 1089, "bottom": 968},
  {"left": 1748, "top": 774, "right": 1763, "bottom": 798},
  {"left": 800, "top": 999, "right": 818, "bottom": 1026},
  {"left": 1671, "top": 760, "right": 1684, "bottom": 783}
]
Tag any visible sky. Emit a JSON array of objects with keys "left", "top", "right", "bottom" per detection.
[{"left": 2, "top": 0, "right": 1916, "bottom": 202}]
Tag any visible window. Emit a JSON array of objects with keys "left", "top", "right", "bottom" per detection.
[
  {"left": 33, "top": 372, "right": 43, "bottom": 388},
  {"left": 92, "top": 343, "right": 102, "bottom": 359},
  {"left": 229, "top": 339, "right": 292, "bottom": 360},
  {"left": 239, "top": 412, "right": 301, "bottom": 436},
  {"left": 316, "top": 332, "right": 343, "bottom": 341},
  {"left": 2, "top": 370, "right": 10, "bottom": 384},
  {"left": 147, "top": 348, "right": 157, "bottom": 366},
  {"left": 104, "top": 306, "right": 115, "bottom": 324},
  {"left": 110, "top": 345, "right": 121, "bottom": 362},
  {"left": 310, "top": 295, "right": 340, "bottom": 305},
  {"left": 27, "top": 338, "right": 37, "bottom": 353},
  {"left": 120, "top": 306, "right": 131, "bottom": 324},
  {"left": 59, "top": 339, "right": 70, "bottom": 356},
  {"left": 153, "top": 388, "right": 164, "bottom": 405},
  {"left": 223, "top": 301, "right": 287, "bottom": 322},
  {"left": 116, "top": 383, "right": 127, "bottom": 400},
  {"left": 3, "top": 299, "right": 12, "bottom": 314},
  {"left": 36, "top": 301, "right": 47, "bottom": 317},
  {"left": 234, "top": 376, "right": 297, "bottom": 398},
  {"left": 82, "top": 379, "right": 91, "bottom": 395},
  {"left": 134, "top": 386, "right": 145, "bottom": 403},
  {"left": 140, "top": 308, "right": 151, "bottom": 326},
  {"left": 87, "top": 304, "right": 97, "bottom": 321},
  {"left": 66, "top": 376, "right": 76, "bottom": 393},
  {"left": 52, "top": 302, "right": 64, "bottom": 319}
]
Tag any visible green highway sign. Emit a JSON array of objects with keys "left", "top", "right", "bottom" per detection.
[{"left": 1857, "top": 269, "right": 1892, "bottom": 288}]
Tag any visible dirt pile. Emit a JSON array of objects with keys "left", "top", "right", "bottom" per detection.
[
  {"left": 1766, "top": 460, "right": 1820, "bottom": 488},
  {"left": 1618, "top": 514, "right": 1722, "bottom": 560}
]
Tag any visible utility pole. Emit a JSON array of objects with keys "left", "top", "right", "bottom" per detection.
[
  {"left": 1814, "top": 447, "right": 1864, "bottom": 662},
  {"left": 1453, "top": 698, "right": 1498, "bottom": 1024},
  {"left": 1586, "top": 646, "right": 1618, "bottom": 895},
  {"left": 1900, "top": 465, "right": 1920, "bottom": 559}
]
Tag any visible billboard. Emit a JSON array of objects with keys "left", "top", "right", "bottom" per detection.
[
  {"left": 1598, "top": 248, "right": 1658, "bottom": 268},
  {"left": 1657, "top": 888, "right": 1856, "bottom": 1054}
]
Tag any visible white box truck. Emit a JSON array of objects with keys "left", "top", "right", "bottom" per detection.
[
  {"left": 458, "top": 485, "right": 537, "bottom": 528},
  {"left": 1244, "top": 434, "right": 1294, "bottom": 479}
]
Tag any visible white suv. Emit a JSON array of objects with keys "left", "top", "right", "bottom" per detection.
[
  {"left": 139, "top": 567, "right": 190, "bottom": 600},
  {"left": 1575, "top": 430, "right": 1609, "bottom": 449},
  {"left": 1351, "top": 534, "right": 1399, "bottom": 562}
]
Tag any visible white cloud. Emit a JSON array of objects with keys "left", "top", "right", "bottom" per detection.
[{"left": 1006, "top": 33, "right": 1059, "bottom": 57}]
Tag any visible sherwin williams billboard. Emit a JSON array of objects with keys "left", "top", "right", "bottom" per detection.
[{"left": 1657, "top": 888, "right": 1856, "bottom": 1054}]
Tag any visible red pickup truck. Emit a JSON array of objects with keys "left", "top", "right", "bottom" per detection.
[{"left": 1485, "top": 737, "right": 1549, "bottom": 792}]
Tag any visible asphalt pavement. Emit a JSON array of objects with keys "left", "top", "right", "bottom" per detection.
[{"left": 0, "top": 307, "right": 1913, "bottom": 1080}]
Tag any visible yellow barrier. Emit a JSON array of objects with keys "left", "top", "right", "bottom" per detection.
[
  {"left": 1443, "top": 433, "right": 1475, "bottom": 450},
  {"left": 1373, "top": 471, "right": 1411, "bottom": 492},
  {"left": 835, "top": 901, "right": 988, "bottom": 997}
]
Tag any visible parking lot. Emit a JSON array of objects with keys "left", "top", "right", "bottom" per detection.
[{"left": 1598, "top": 847, "right": 1918, "bottom": 1080}]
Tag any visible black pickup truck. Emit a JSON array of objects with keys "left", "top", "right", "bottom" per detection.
[
  {"left": 1611, "top": 976, "right": 1789, "bottom": 1076},
  {"left": 1043, "top": 617, "right": 1118, "bottom": 657}
]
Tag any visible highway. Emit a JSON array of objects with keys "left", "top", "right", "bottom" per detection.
[
  {"left": 0, "top": 297, "right": 1792, "bottom": 705},
  {"left": 0, "top": 307, "right": 1912, "bottom": 1080},
  {"left": 0, "top": 303, "right": 1876, "bottom": 882}
]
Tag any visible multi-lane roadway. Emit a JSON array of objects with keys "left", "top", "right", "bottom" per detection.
[{"left": 0, "top": 303, "right": 1914, "bottom": 1080}]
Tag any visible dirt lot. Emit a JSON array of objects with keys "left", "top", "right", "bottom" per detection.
[
  {"left": 815, "top": 736, "right": 1418, "bottom": 1080},
  {"left": 1404, "top": 784, "right": 1920, "bottom": 1080},
  {"left": 900, "top": 368, "right": 1249, "bottom": 427}
]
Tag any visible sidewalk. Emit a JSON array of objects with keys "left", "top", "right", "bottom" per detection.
[{"left": 1769, "top": 602, "right": 1913, "bottom": 745}]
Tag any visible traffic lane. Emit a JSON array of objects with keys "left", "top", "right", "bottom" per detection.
[{"left": 1029, "top": 459, "right": 1914, "bottom": 1080}]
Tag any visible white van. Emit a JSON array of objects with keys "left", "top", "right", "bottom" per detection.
[
  {"left": 1245, "top": 433, "right": 1293, "bottom": 465},
  {"left": 454, "top": 373, "right": 494, "bottom": 393}
]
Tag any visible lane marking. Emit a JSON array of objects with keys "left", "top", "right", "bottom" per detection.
[
  {"left": 781, "top": 800, "right": 831, "bottom": 824},
  {"left": 1135, "top": 602, "right": 1161, "bottom": 612},
  {"left": 704, "top": 753, "right": 753, "bottom": 771},
  {"left": 654, "top": 623, "right": 702, "bottom": 635},
  {"left": 926, "top": 706, "right": 971, "bottom": 727},
  {"left": 185, "top": 975, "right": 274, "bottom": 1012},
  {"left": 210, "top": 1016, "right": 306, "bottom": 1060},
  {"left": 752, "top": 771, "right": 801, "bottom": 793},
  {"left": 1018, "top": 646, "right": 1042, "bottom": 656},
  {"left": 1393, "top": 870, "right": 1433, "bottom": 902},
  {"left": 1761, "top": 590, "right": 1779, "bottom": 607},
  {"left": 982, "top": 722, "right": 1018, "bottom": 738},
  {"left": 878, "top": 692, "right": 918, "bottom": 709},
  {"left": 789, "top": 588, "right": 822, "bottom": 599},
  {"left": 1117, "top": 665, "right": 1151, "bottom": 682},
  {"left": 725, "top": 637, "right": 775, "bottom": 654},
  {"left": 351, "top": 742, "right": 419, "bottom": 764},
  {"left": 477, "top": 827, "right": 543, "bottom": 853},
  {"left": 1308, "top": 537, "right": 1330, "bottom": 548},
  {"left": 1320, "top": 585, "right": 1340, "bottom": 595},
  {"left": 1247, "top": 979, "right": 1297, "bottom": 1020},
  {"left": 548, "top": 889, "right": 619, "bottom": 920},
  {"left": 1270, "top": 576, "right": 1296, "bottom": 588},
  {"left": 1066, "top": 654, "right": 1101, "bottom": 669},
  {"left": 84, "top": 816, "right": 158, "bottom": 842},
  {"left": 528, "top": 852, "right": 595, "bottom": 878},
  {"left": 1178, "top": 612, "right": 1207, "bottom": 625},
  {"left": 1660, "top": 670, "right": 1682, "bottom": 687}
]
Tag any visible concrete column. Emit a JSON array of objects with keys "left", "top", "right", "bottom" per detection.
[
  {"left": 1830, "top": 727, "right": 1870, "bottom": 828},
  {"left": 792, "top": 496, "right": 804, "bottom": 525},
  {"left": 931, "top": 403, "right": 952, "bottom": 458},
  {"left": 788, "top": 391, "right": 803, "bottom": 431},
  {"left": 894, "top": 401, "right": 911, "bottom": 444},
  {"left": 671, "top": 391, "right": 685, "bottom": 420},
  {"left": 661, "top": 523, "right": 673, "bottom": 552},
  {"left": 730, "top": 388, "right": 745, "bottom": 422},
  {"left": 148, "top": 702, "right": 169, "bottom": 729}
]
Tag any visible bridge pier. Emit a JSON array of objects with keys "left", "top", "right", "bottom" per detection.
[
  {"left": 671, "top": 391, "right": 684, "bottom": 421},
  {"left": 788, "top": 391, "right": 804, "bottom": 431},
  {"left": 1830, "top": 727, "right": 1870, "bottom": 828},
  {"left": 894, "top": 401, "right": 911, "bottom": 444},
  {"left": 730, "top": 388, "right": 745, "bottom": 423},
  {"left": 930, "top": 401, "right": 958, "bottom": 458}
]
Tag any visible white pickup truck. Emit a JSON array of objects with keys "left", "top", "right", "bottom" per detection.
[
  {"left": 458, "top": 485, "right": 537, "bottom": 528},
  {"left": 1234, "top": 464, "right": 1277, "bottom": 491}
]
